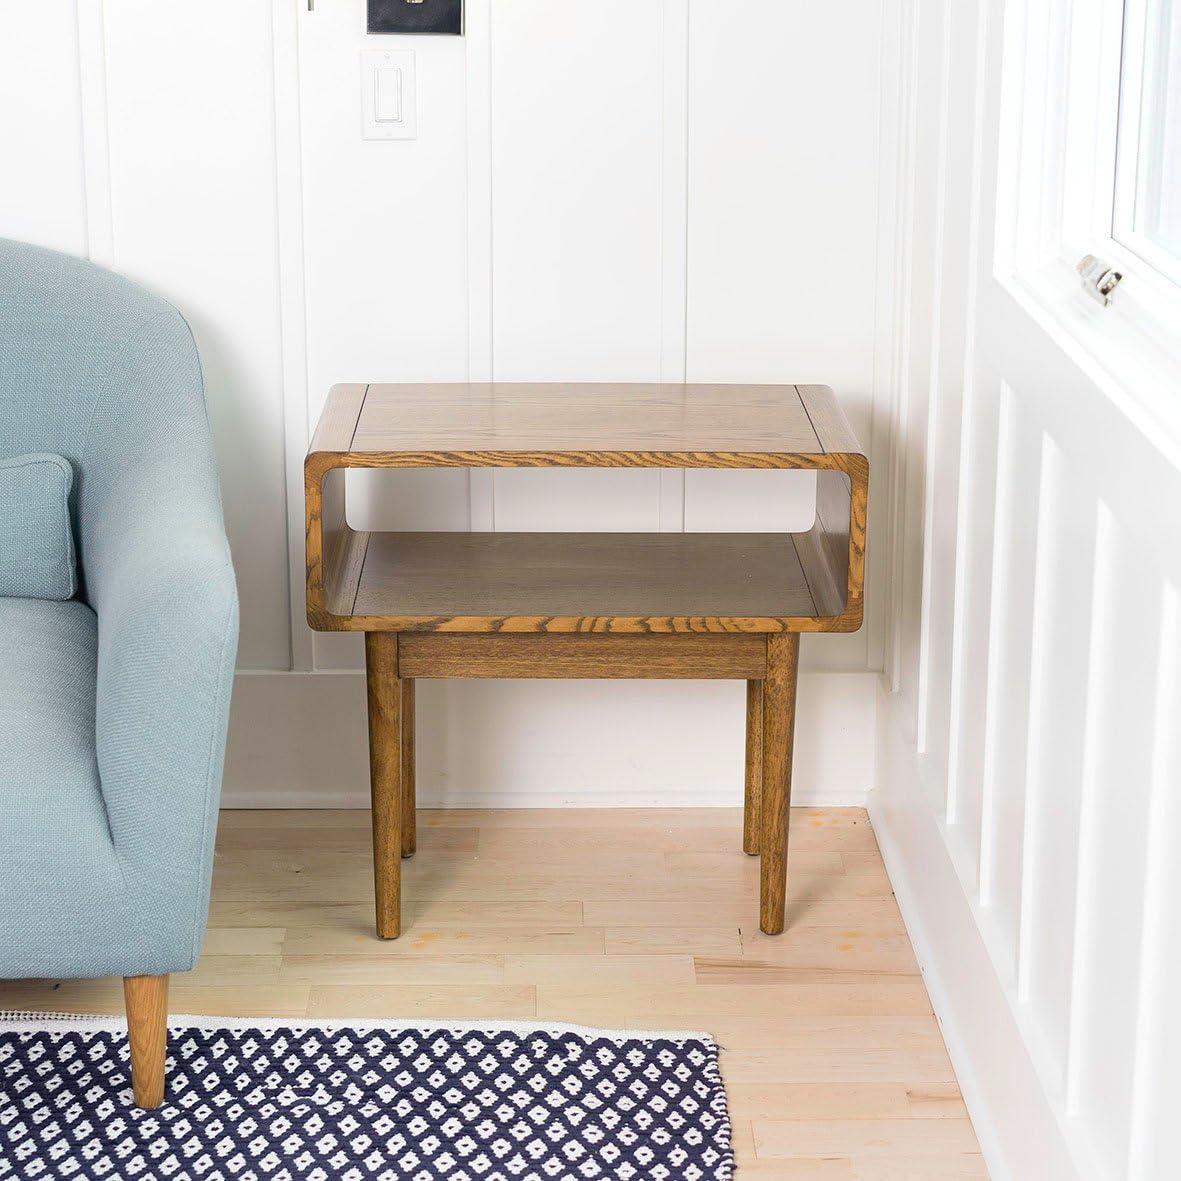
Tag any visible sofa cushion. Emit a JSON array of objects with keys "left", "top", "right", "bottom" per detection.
[{"left": 0, "top": 452, "right": 77, "bottom": 600}]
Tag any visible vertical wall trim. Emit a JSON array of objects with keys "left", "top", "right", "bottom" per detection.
[
  {"left": 914, "top": 2, "right": 954, "bottom": 754},
  {"left": 867, "top": 0, "right": 906, "bottom": 673},
  {"left": 75, "top": 0, "right": 114, "bottom": 267},
  {"left": 657, "top": 0, "right": 690, "bottom": 532},
  {"left": 1064, "top": 499, "right": 1118, "bottom": 1113},
  {"left": 1014, "top": 432, "right": 1062, "bottom": 1003},
  {"left": 1126, "top": 580, "right": 1181, "bottom": 1176},
  {"left": 944, "top": 0, "right": 993, "bottom": 826},
  {"left": 272, "top": 0, "right": 314, "bottom": 672},
  {"left": 884, "top": 0, "right": 922, "bottom": 691},
  {"left": 976, "top": 381, "right": 1016, "bottom": 910},
  {"left": 465, "top": 0, "right": 495, "bottom": 531}
]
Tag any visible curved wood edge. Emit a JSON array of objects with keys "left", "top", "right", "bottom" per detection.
[
  {"left": 793, "top": 452, "right": 868, "bottom": 631},
  {"left": 306, "top": 385, "right": 369, "bottom": 629}
]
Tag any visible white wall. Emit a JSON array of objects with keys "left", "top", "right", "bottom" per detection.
[
  {"left": 1, "top": 0, "right": 891, "bottom": 805},
  {"left": 871, "top": 2, "right": 1181, "bottom": 1178}
]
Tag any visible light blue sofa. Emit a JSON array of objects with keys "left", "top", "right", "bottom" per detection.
[{"left": 0, "top": 239, "right": 239, "bottom": 1105}]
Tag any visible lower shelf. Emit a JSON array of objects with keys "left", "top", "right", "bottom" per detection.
[{"left": 324, "top": 531, "right": 826, "bottom": 632}]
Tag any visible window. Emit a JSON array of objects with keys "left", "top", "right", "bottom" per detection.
[
  {"left": 1000, "top": 0, "right": 1181, "bottom": 420},
  {"left": 1114, "top": 0, "right": 1181, "bottom": 286}
]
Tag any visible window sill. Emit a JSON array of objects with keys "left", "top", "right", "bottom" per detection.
[{"left": 1003, "top": 257, "right": 1181, "bottom": 467}]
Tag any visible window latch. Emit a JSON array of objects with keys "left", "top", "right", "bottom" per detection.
[{"left": 1076, "top": 255, "right": 1123, "bottom": 306}]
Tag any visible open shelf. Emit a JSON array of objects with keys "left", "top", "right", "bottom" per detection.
[
  {"left": 305, "top": 383, "right": 867, "bottom": 634},
  {"left": 324, "top": 531, "right": 827, "bottom": 632}
]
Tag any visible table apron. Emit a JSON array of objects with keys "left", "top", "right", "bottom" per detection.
[{"left": 396, "top": 632, "right": 770, "bottom": 679}]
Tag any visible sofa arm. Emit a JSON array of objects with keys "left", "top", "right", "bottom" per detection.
[
  {"left": 76, "top": 304, "right": 241, "bottom": 973},
  {"left": 93, "top": 518, "right": 238, "bottom": 972}
]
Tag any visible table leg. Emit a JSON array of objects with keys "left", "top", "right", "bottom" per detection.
[
  {"left": 401, "top": 678, "right": 416, "bottom": 858},
  {"left": 743, "top": 680, "right": 763, "bottom": 856},
  {"left": 365, "top": 632, "right": 403, "bottom": 939},
  {"left": 760, "top": 632, "right": 800, "bottom": 935}
]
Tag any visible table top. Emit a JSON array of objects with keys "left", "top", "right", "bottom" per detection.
[{"left": 307, "top": 382, "right": 865, "bottom": 472}]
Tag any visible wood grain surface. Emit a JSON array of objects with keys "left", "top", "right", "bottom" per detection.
[
  {"left": 353, "top": 383, "right": 825, "bottom": 461},
  {"left": 123, "top": 974, "right": 168, "bottom": 1108},
  {"left": 760, "top": 634, "right": 801, "bottom": 935},
  {"left": 397, "top": 632, "right": 768, "bottom": 679},
  {"left": 401, "top": 679, "right": 416, "bottom": 859},
  {"left": 345, "top": 532, "right": 816, "bottom": 633},
  {"left": 744, "top": 680, "right": 764, "bottom": 857},
  {"left": 305, "top": 382, "right": 868, "bottom": 635},
  {"left": 365, "top": 633, "right": 403, "bottom": 939}
]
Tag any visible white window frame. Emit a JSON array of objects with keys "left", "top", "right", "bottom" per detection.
[
  {"left": 999, "top": 0, "right": 1181, "bottom": 426},
  {"left": 1111, "top": 0, "right": 1181, "bottom": 289}
]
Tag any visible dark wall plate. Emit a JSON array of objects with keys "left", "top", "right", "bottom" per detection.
[{"left": 368, "top": 0, "right": 462, "bottom": 35}]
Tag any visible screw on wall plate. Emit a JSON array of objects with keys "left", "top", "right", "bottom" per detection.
[{"left": 1076, "top": 255, "right": 1124, "bottom": 306}]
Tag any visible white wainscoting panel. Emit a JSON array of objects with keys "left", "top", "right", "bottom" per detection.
[{"left": 873, "top": 0, "right": 1181, "bottom": 1177}]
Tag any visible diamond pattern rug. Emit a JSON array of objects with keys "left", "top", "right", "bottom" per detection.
[{"left": 0, "top": 1015, "right": 733, "bottom": 1180}]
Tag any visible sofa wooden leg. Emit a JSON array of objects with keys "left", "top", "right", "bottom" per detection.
[
  {"left": 760, "top": 633, "right": 800, "bottom": 935},
  {"left": 365, "top": 631, "right": 403, "bottom": 939},
  {"left": 402, "top": 678, "right": 416, "bottom": 858},
  {"left": 743, "top": 679, "right": 763, "bottom": 856},
  {"left": 123, "top": 974, "right": 168, "bottom": 1108}
]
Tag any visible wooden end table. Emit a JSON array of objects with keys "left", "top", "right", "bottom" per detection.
[{"left": 305, "top": 383, "right": 867, "bottom": 939}]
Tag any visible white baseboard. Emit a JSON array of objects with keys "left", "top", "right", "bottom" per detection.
[
  {"left": 869, "top": 685, "right": 1079, "bottom": 1181},
  {"left": 222, "top": 668, "right": 877, "bottom": 809}
]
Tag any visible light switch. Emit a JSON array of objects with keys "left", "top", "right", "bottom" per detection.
[
  {"left": 361, "top": 51, "right": 416, "bottom": 140},
  {"left": 374, "top": 67, "right": 401, "bottom": 122}
]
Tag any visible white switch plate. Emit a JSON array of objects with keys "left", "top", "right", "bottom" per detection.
[{"left": 361, "top": 50, "right": 416, "bottom": 140}]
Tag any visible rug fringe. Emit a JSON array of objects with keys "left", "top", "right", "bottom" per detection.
[{"left": 0, "top": 1010, "right": 718, "bottom": 1044}]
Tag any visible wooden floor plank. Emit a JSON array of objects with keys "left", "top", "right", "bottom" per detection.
[
  {"left": 605, "top": 926, "right": 744, "bottom": 956},
  {"left": 754, "top": 1118, "right": 979, "bottom": 1158},
  {"left": 306, "top": 984, "right": 536, "bottom": 1020},
  {"left": 284, "top": 926, "right": 604, "bottom": 957},
  {"left": 852, "top": 1156, "right": 989, "bottom": 1180},
  {"left": 726, "top": 1083, "right": 921, "bottom": 1121},
  {"left": 503, "top": 954, "right": 696, "bottom": 987},
  {"left": 534, "top": 977, "right": 934, "bottom": 1023},
  {"left": 279, "top": 955, "right": 505, "bottom": 986}
]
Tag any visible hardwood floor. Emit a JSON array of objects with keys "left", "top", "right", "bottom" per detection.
[{"left": 1, "top": 807, "right": 986, "bottom": 1179}]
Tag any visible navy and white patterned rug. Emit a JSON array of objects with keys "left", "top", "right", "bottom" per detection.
[{"left": 0, "top": 1015, "right": 733, "bottom": 1181}]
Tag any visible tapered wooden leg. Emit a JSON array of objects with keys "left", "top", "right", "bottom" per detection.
[
  {"left": 401, "top": 678, "right": 416, "bottom": 858},
  {"left": 123, "top": 974, "right": 168, "bottom": 1108},
  {"left": 743, "top": 680, "right": 763, "bottom": 856},
  {"left": 365, "top": 632, "right": 403, "bottom": 939},
  {"left": 760, "top": 633, "right": 800, "bottom": 935}
]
